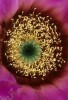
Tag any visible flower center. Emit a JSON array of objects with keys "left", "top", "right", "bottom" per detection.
[
  {"left": 22, "top": 43, "right": 36, "bottom": 57},
  {"left": 19, "top": 40, "right": 41, "bottom": 63},
  {"left": 2, "top": 10, "right": 65, "bottom": 85}
]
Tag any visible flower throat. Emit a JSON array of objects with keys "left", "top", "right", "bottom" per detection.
[{"left": 2, "top": 9, "right": 65, "bottom": 85}]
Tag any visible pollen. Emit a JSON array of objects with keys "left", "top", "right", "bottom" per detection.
[{"left": 2, "top": 9, "right": 65, "bottom": 80}]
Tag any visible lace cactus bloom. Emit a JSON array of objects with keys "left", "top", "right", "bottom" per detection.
[{"left": 0, "top": 0, "right": 68, "bottom": 100}]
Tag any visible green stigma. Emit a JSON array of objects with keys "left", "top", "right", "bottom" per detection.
[{"left": 19, "top": 40, "right": 42, "bottom": 63}]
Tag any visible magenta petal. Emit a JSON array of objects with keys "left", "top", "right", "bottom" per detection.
[
  {"left": 19, "top": 0, "right": 34, "bottom": 11},
  {"left": 33, "top": 0, "right": 67, "bottom": 12},
  {"left": 62, "top": 4, "right": 68, "bottom": 35},
  {"left": 53, "top": 72, "right": 68, "bottom": 91},
  {"left": 0, "top": 81, "right": 18, "bottom": 100},
  {"left": 0, "top": 65, "right": 16, "bottom": 83},
  {"left": 40, "top": 84, "right": 68, "bottom": 100},
  {"left": 0, "top": 0, "right": 19, "bottom": 23},
  {"left": 13, "top": 86, "right": 38, "bottom": 100},
  {"left": 32, "top": 0, "right": 63, "bottom": 11}
]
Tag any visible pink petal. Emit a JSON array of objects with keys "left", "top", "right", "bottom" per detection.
[
  {"left": 13, "top": 86, "right": 38, "bottom": 100},
  {"left": 40, "top": 84, "right": 68, "bottom": 100},
  {"left": 32, "top": 0, "right": 64, "bottom": 12},
  {"left": 0, "top": 81, "right": 19, "bottom": 100},
  {"left": 0, "top": 0, "right": 19, "bottom": 23},
  {"left": 0, "top": 65, "right": 16, "bottom": 83},
  {"left": 53, "top": 63, "right": 68, "bottom": 91},
  {"left": 19, "top": 0, "right": 34, "bottom": 11}
]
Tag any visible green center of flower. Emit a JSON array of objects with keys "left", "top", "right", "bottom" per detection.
[
  {"left": 22, "top": 43, "right": 36, "bottom": 57},
  {"left": 20, "top": 41, "right": 41, "bottom": 63}
]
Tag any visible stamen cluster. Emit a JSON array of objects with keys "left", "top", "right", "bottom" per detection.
[{"left": 3, "top": 11, "right": 65, "bottom": 80}]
